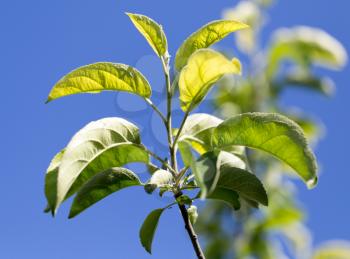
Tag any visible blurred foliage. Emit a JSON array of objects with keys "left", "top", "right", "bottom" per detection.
[{"left": 196, "top": 0, "right": 349, "bottom": 258}]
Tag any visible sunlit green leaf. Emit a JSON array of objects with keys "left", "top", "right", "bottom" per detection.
[
  {"left": 69, "top": 167, "right": 141, "bottom": 218},
  {"left": 213, "top": 113, "right": 318, "bottom": 188},
  {"left": 175, "top": 20, "right": 248, "bottom": 70},
  {"left": 55, "top": 117, "right": 149, "bottom": 214},
  {"left": 126, "top": 13, "right": 168, "bottom": 57},
  {"left": 144, "top": 169, "right": 173, "bottom": 194},
  {"left": 140, "top": 208, "right": 165, "bottom": 254},
  {"left": 46, "top": 62, "right": 152, "bottom": 102},
  {"left": 179, "top": 49, "right": 241, "bottom": 112},
  {"left": 44, "top": 149, "right": 65, "bottom": 215}
]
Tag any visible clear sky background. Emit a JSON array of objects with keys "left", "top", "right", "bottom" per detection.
[{"left": 0, "top": 1, "right": 349, "bottom": 258}]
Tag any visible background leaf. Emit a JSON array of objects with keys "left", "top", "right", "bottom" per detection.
[
  {"left": 179, "top": 49, "right": 241, "bottom": 112},
  {"left": 69, "top": 167, "right": 141, "bottom": 218},
  {"left": 267, "top": 26, "right": 347, "bottom": 76},
  {"left": 175, "top": 19, "right": 248, "bottom": 70},
  {"left": 47, "top": 62, "right": 152, "bottom": 102},
  {"left": 127, "top": 13, "right": 168, "bottom": 57},
  {"left": 313, "top": 241, "right": 350, "bottom": 259},
  {"left": 139, "top": 208, "right": 165, "bottom": 254}
]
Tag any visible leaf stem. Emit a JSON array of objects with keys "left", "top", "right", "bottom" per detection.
[
  {"left": 173, "top": 110, "right": 190, "bottom": 149},
  {"left": 143, "top": 147, "right": 176, "bottom": 176},
  {"left": 144, "top": 98, "right": 167, "bottom": 124},
  {"left": 161, "top": 56, "right": 178, "bottom": 173}
]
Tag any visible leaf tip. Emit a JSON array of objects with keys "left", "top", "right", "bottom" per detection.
[
  {"left": 307, "top": 176, "right": 318, "bottom": 189},
  {"left": 232, "top": 58, "right": 242, "bottom": 75}
]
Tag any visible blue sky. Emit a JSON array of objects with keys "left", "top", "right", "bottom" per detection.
[{"left": 0, "top": 0, "right": 349, "bottom": 258}]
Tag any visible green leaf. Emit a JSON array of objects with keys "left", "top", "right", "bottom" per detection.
[
  {"left": 217, "top": 151, "right": 268, "bottom": 206},
  {"left": 46, "top": 62, "right": 152, "bottom": 102},
  {"left": 267, "top": 26, "right": 347, "bottom": 76},
  {"left": 69, "top": 167, "right": 141, "bottom": 218},
  {"left": 140, "top": 208, "right": 165, "bottom": 254},
  {"left": 207, "top": 188, "right": 241, "bottom": 210},
  {"left": 126, "top": 13, "right": 168, "bottom": 57},
  {"left": 144, "top": 169, "right": 173, "bottom": 194},
  {"left": 175, "top": 20, "right": 249, "bottom": 70},
  {"left": 213, "top": 113, "right": 318, "bottom": 188},
  {"left": 217, "top": 150, "right": 247, "bottom": 170},
  {"left": 44, "top": 149, "right": 65, "bottom": 215},
  {"left": 178, "top": 114, "right": 222, "bottom": 164},
  {"left": 179, "top": 49, "right": 241, "bottom": 112},
  {"left": 179, "top": 114, "right": 223, "bottom": 140},
  {"left": 178, "top": 141, "right": 195, "bottom": 167},
  {"left": 55, "top": 117, "right": 149, "bottom": 214}
]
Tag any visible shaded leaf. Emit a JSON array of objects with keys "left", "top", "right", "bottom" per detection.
[
  {"left": 55, "top": 117, "right": 149, "bottom": 214},
  {"left": 192, "top": 151, "right": 220, "bottom": 199},
  {"left": 207, "top": 187, "right": 241, "bottom": 210},
  {"left": 217, "top": 152, "right": 268, "bottom": 206},
  {"left": 47, "top": 62, "right": 151, "bottom": 102},
  {"left": 178, "top": 141, "right": 195, "bottom": 167},
  {"left": 175, "top": 20, "right": 249, "bottom": 70},
  {"left": 179, "top": 49, "right": 241, "bottom": 112},
  {"left": 69, "top": 168, "right": 141, "bottom": 218},
  {"left": 213, "top": 112, "right": 318, "bottom": 188},
  {"left": 140, "top": 208, "right": 165, "bottom": 254},
  {"left": 126, "top": 13, "right": 168, "bottom": 57}
]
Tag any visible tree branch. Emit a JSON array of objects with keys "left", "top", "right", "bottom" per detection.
[{"left": 175, "top": 192, "right": 206, "bottom": 259}]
